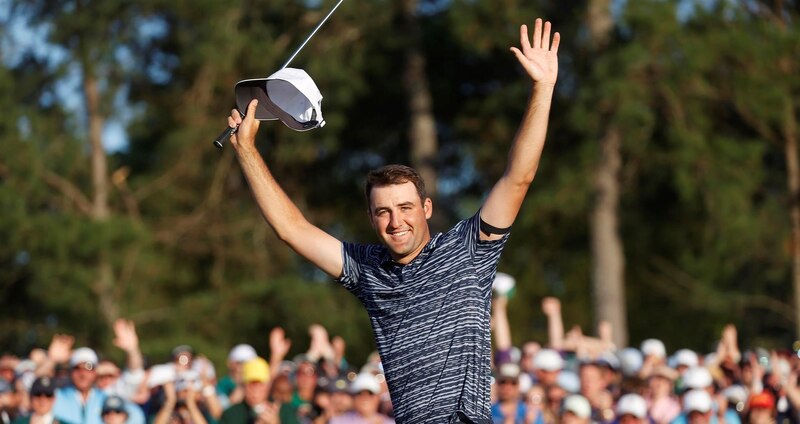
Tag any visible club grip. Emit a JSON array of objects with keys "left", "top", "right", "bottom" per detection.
[{"left": 213, "top": 126, "right": 237, "bottom": 149}]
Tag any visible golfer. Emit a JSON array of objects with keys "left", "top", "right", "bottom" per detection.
[{"left": 225, "top": 18, "right": 560, "bottom": 424}]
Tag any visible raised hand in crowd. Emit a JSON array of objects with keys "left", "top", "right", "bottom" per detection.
[
  {"left": 541, "top": 297, "right": 564, "bottom": 350},
  {"left": 112, "top": 319, "right": 143, "bottom": 372},
  {"left": 36, "top": 333, "right": 74, "bottom": 376},
  {"left": 153, "top": 381, "right": 178, "bottom": 424},
  {"left": 307, "top": 324, "right": 335, "bottom": 363},
  {"left": 269, "top": 327, "right": 292, "bottom": 378}
]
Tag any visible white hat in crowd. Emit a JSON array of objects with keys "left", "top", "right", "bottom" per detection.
[
  {"left": 563, "top": 394, "right": 592, "bottom": 418},
  {"left": 557, "top": 370, "right": 581, "bottom": 394},
  {"left": 616, "top": 393, "right": 648, "bottom": 419},
  {"left": 533, "top": 349, "right": 564, "bottom": 372},
  {"left": 641, "top": 339, "right": 667, "bottom": 358},
  {"left": 618, "top": 347, "right": 644, "bottom": 376},
  {"left": 69, "top": 347, "right": 99, "bottom": 368},
  {"left": 683, "top": 389, "right": 713, "bottom": 413},
  {"left": 682, "top": 366, "right": 713, "bottom": 390},
  {"left": 670, "top": 349, "right": 699, "bottom": 368},
  {"left": 228, "top": 344, "right": 258, "bottom": 363},
  {"left": 350, "top": 372, "right": 381, "bottom": 394}
]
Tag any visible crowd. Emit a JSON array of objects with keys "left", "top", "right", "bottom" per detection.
[{"left": 0, "top": 282, "right": 797, "bottom": 424}]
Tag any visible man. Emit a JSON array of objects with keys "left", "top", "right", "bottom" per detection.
[
  {"left": 615, "top": 394, "right": 648, "bottom": 424},
  {"left": 329, "top": 373, "right": 394, "bottom": 424},
  {"left": 52, "top": 348, "right": 144, "bottom": 424},
  {"left": 99, "top": 396, "right": 127, "bottom": 424},
  {"left": 560, "top": 395, "right": 591, "bottom": 424},
  {"left": 217, "top": 344, "right": 258, "bottom": 409},
  {"left": 12, "top": 376, "right": 58, "bottom": 424},
  {"left": 219, "top": 357, "right": 295, "bottom": 424},
  {"left": 491, "top": 363, "right": 527, "bottom": 424},
  {"left": 226, "top": 18, "right": 560, "bottom": 423}
]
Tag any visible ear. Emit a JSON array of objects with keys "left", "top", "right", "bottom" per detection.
[{"left": 423, "top": 198, "right": 433, "bottom": 219}]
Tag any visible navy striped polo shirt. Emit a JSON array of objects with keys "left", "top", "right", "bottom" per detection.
[{"left": 338, "top": 212, "right": 509, "bottom": 423}]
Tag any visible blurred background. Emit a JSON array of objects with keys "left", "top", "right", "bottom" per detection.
[{"left": 0, "top": 0, "right": 798, "bottom": 368}]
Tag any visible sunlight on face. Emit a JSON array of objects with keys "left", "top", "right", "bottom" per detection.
[{"left": 368, "top": 182, "right": 432, "bottom": 264}]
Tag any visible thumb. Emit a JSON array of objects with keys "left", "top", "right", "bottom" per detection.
[{"left": 245, "top": 99, "right": 260, "bottom": 122}]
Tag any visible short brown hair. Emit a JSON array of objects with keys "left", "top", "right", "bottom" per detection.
[{"left": 365, "top": 164, "right": 427, "bottom": 205}]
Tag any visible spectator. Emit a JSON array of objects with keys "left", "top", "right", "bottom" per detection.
[
  {"left": 151, "top": 382, "right": 208, "bottom": 424},
  {"left": 561, "top": 395, "right": 591, "bottom": 424},
  {"left": 52, "top": 348, "right": 144, "bottom": 424},
  {"left": 646, "top": 366, "right": 681, "bottom": 424},
  {"left": 491, "top": 363, "right": 528, "bottom": 424},
  {"left": 746, "top": 391, "right": 776, "bottom": 424},
  {"left": 12, "top": 376, "right": 57, "bottom": 424},
  {"left": 218, "top": 357, "right": 289, "bottom": 424},
  {"left": 100, "top": 396, "right": 128, "bottom": 424},
  {"left": 532, "top": 350, "right": 563, "bottom": 388},
  {"left": 217, "top": 344, "right": 257, "bottom": 409},
  {"left": 289, "top": 357, "right": 318, "bottom": 419},
  {"left": 675, "top": 389, "right": 716, "bottom": 424},
  {"left": 523, "top": 385, "right": 547, "bottom": 424},
  {"left": 615, "top": 393, "right": 648, "bottom": 424},
  {"left": 1, "top": 378, "right": 20, "bottom": 424},
  {"left": 329, "top": 373, "right": 394, "bottom": 424}
]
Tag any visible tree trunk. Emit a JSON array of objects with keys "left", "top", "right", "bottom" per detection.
[
  {"left": 399, "top": 0, "right": 439, "bottom": 204},
  {"left": 591, "top": 127, "right": 628, "bottom": 347},
  {"left": 783, "top": 98, "right": 800, "bottom": 338},
  {"left": 587, "top": 0, "right": 628, "bottom": 347},
  {"left": 84, "top": 70, "right": 119, "bottom": 326}
]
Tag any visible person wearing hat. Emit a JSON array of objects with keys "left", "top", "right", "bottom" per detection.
[
  {"left": 746, "top": 391, "right": 776, "bottom": 424},
  {"left": 12, "top": 377, "right": 58, "bottom": 424},
  {"left": 52, "top": 348, "right": 144, "bottom": 424},
  {"left": 671, "top": 367, "right": 740, "bottom": 424},
  {"left": 329, "top": 373, "right": 394, "bottom": 424},
  {"left": 491, "top": 363, "right": 530, "bottom": 424},
  {"left": 646, "top": 366, "right": 681, "bottom": 424},
  {"left": 0, "top": 377, "right": 20, "bottom": 424},
  {"left": 561, "top": 394, "right": 592, "bottom": 424},
  {"left": 615, "top": 393, "right": 648, "bottom": 424},
  {"left": 224, "top": 16, "right": 561, "bottom": 424},
  {"left": 216, "top": 344, "right": 258, "bottom": 409},
  {"left": 219, "top": 357, "right": 297, "bottom": 424},
  {"left": 677, "top": 389, "right": 716, "bottom": 424},
  {"left": 100, "top": 396, "right": 127, "bottom": 424}
]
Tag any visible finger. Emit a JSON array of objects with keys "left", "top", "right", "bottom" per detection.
[
  {"left": 230, "top": 109, "right": 242, "bottom": 125},
  {"left": 542, "top": 21, "right": 551, "bottom": 52},
  {"left": 533, "top": 18, "right": 543, "bottom": 49},
  {"left": 228, "top": 116, "right": 237, "bottom": 128},
  {"left": 519, "top": 24, "right": 531, "bottom": 53},
  {"left": 550, "top": 32, "right": 561, "bottom": 54},
  {"left": 244, "top": 99, "right": 259, "bottom": 124}
]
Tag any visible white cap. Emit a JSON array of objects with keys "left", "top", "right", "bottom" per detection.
[
  {"left": 616, "top": 393, "right": 648, "bottom": 418},
  {"left": 492, "top": 272, "right": 516, "bottom": 296},
  {"left": 557, "top": 370, "right": 580, "bottom": 393},
  {"left": 147, "top": 363, "right": 177, "bottom": 388},
  {"left": 69, "top": 347, "right": 99, "bottom": 367},
  {"left": 498, "top": 362, "right": 521, "bottom": 379},
  {"left": 618, "top": 348, "right": 644, "bottom": 376},
  {"left": 670, "top": 349, "right": 699, "bottom": 368},
  {"left": 228, "top": 344, "right": 258, "bottom": 363},
  {"left": 723, "top": 385, "right": 748, "bottom": 405},
  {"left": 641, "top": 339, "right": 666, "bottom": 358},
  {"left": 234, "top": 68, "right": 325, "bottom": 131},
  {"left": 682, "top": 367, "right": 713, "bottom": 390},
  {"left": 350, "top": 372, "right": 381, "bottom": 394},
  {"left": 533, "top": 349, "right": 564, "bottom": 372},
  {"left": 563, "top": 394, "right": 592, "bottom": 418},
  {"left": 683, "top": 389, "right": 712, "bottom": 413}
]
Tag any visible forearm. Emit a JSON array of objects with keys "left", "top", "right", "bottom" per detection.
[
  {"left": 153, "top": 401, "right": 176, "bottom": 424},
  {"left": 504, "top": 84, "right": 554, "bottom": 184},
  {"left": 546, "top": 311, "right": 564, "bottom": 350},
  {"left": 492, "top": 300, "right": 513, "bottom": 351}
]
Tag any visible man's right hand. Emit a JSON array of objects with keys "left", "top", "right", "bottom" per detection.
[{"left": 229, "top": 99, "right": 261, "bottom": 151}]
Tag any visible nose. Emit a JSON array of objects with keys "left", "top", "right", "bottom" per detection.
[{"left": 388, "top": 210, "right": 402, "bottom": 229}]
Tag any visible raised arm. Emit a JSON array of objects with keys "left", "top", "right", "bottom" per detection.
[
  {"left": 229, "top": 100, "right": 344, "bottom": 277},
  {"left": 480, "top": 18, "right": 559, "bottom": 240}
]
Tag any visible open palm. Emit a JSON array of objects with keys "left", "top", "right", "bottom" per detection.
[{"left": 511, "top": 18, "right": 560, "bottom": 86}]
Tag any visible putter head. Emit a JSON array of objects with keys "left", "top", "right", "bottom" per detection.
[{"left": 234, "top": 68, "right": 325, "bottom": 132}]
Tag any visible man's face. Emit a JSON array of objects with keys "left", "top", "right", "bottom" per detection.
[
  {"left": 295, "top": 363, "right": 318, "bottom": 391},
  {"left": 368, "top": 182, "right": 432, "bottom": 264},
  {"left": 244, "top": 381, "right": 269, "bottom": 406},
  {"left": 30, "top": 392, "right": 55, "bottom": 416},
  {"left": 102, "top": 411, "right": 128, "bottom": 424},
  {"left": 353, "top": 391, "right": 380, "bottom": 416},
  {"left": 331, "top": 391, "right": 353, "bottom": 414},
  {"left": 497, "top": 378, "right": 520, "bottom": 402},
  {"left": 619, "top": 414, "right": 643, "bottom": 424},
  {"left": 71, "top": 362, "right": 97, "bottom": 392},
  {"left": 688, "top": 411, "right": 711, "bottom": 424},
  {"left": 96, "top": 361, "right": 121, "bottom": 390},
  {"left": 579, "top": 364, "right": 604, "bottom": 397}
]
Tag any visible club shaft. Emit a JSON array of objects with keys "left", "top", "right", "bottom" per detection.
[{"left": 282, "top": 0, "right": 346, "bottom": 69}]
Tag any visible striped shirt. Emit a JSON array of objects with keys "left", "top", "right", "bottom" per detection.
[{"left": 339, "top": 212, "right": 509, "bottom": 423}]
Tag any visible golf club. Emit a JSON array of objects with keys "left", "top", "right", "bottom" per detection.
[{"left": 213, "top": 0, "right": 346, "bottom": 149}]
